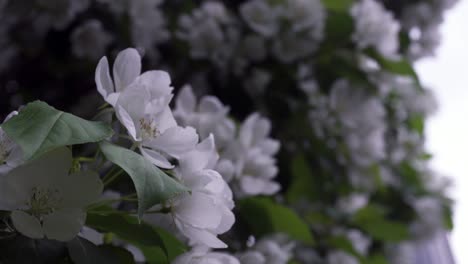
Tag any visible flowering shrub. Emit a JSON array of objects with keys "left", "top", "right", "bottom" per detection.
[{"left": 0, "top": 0, "right": 456, "bottom": 263}]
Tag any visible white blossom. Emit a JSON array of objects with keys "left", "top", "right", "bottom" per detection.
[
  {"left": 239, "top": 0, "right": 280, "bottom": 37},
  {"left": 177, "top": 2, "right": 239, "bottom": 66},
  {"left": 329, "top": 79, "right": 386, "bottom": 167},
  {"left": 0, "top": 111, "right": 23, "bottom": 175},
  {"left": 350, "top": 0, "right": 400, "bottom": 57},
  {"left": 71, "top": 19, "right": 113, "bottom": 60},
  {"left": 129, "top": 0, "right": 169, "bottom": 56},
  {"left": 237, "top": 234, "right": 295, "bottom": 264},
  {"left": 327, "top": 250, "right": 359, "bottom": 264},
  {"left": 95, "top": 48, "right": 143, "bottom": 106},
  {"left": 114, "top": 73, "right": 198, "bottom": 169},
  {"left": 96, "top": 49, "right": 198, "bottom": 168},
  {"left": 168, "top": 135, "right": 235, "bottom": 248},
  {"left": 222, "top": 113, "right": 281, "bottom": 197},
  {"left": 0, "top": 148, "right": 103, "bottom": 241},
  {"left": 174, "top": 85, "right": 235, "bottom": 150},
  {"left": 173, "top": 247, "right": 240, "bottom": 264}
]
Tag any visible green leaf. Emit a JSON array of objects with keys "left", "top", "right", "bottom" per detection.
[
  {"left": 86, "top": 210, "right": 187, "bottom": 261},
  {"left": 1, "top": 101, "right": 113, "bottom": 160},
  {"left": 99, "top": 141, "right": 188, "bottom": 217},
  {"left": 365, "top": 49, "right": 419, "bottom": 81},
  {"left": 67, "top": 237, "right": 128, "bottom": 264},
  {"left": 323, "top": 0, "right": 353, "bottom": 11},
  {"left": 238, "top": 197, "right": 315, "bottom": 245},
  {"left": 352, "top": 205, "right": 409, "bottom": 242},
  {"left": 362, "top": 254, "right": 389, "bottom": 264},
  {"left": 286, "top": 154, "right": 316, "bottom": 203},
  {"left": 327, "top": 236, "right": 359, "bottom": 257}
]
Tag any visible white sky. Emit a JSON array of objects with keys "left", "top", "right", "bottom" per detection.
[{"left": 415, "top": 1, "right": 468, "bottom": 263}]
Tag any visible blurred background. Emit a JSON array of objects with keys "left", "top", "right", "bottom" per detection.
[{"left": 0, "top": 0, "right": 463, "bottom": 263}]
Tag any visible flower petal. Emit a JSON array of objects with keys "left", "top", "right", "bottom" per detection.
[
  {"left": 175, "top": 220, "right": 227, "bottom": 249},
  {"left": 11, "top": 211, "right": 44, "bottom": 239},
  {"left": 140, "top": 147, "right": 174, "bottom": 169},
  {"left": 59, "top": 171, "right": 103, "bottom": 208},
  {"left": 199, "top": 96, "right": 226, "bottom": 113},
  {"left": 136, "top": 70, "right": 173, "bottom": 98},
  {"left": 150, "top": 126, "right": 198, "bottom": 159},
  {"left": 174, "top": 192, "right": 222, "bottom": 229},
  {"left": 116, "top": 106, "right": 138, "bottom": 141},
  {"left": 153, "top": 106, "right": 177, "bottom": 133},
  {"left": 239, "top": 176, "right": 280, "bottom": 196},
  {"left": 175, "top": 85, "right": 196, "bottom": 114},
  {"left": 113, "top": 48, "right": 141, "bottom": 92},
  {"left": 42, "top": 208, "right": 86, "bottom": 241},
  {"left": 95, "top": 57, "right": 116, "bottom": 105},
  {"left": 179, "top": 135, "right": 217, "bottom": 174}
]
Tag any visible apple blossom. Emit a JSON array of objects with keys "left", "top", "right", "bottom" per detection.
[
  {"left": 95, "top": 48, "right": 142, "bottom": 106},
  {"left": 114, "top": 76, "right": 198, "bottom": 169},
  {"left": 173, "top": 247, "right": 240, "bottom": 264},
  {"left": 0, "top": 111, "right": 22, "bottom": 175},
  {"left": 168, "top": 135, "right": 235, "bottom": 248},
  {"left": 0, "top": 147, "right": 103, "bottom": 241}
]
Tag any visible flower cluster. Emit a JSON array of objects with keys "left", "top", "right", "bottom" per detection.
[{"left": 0, "top": 0, "right": 457, "bottom": 263}]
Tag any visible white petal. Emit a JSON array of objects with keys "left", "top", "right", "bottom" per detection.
[
  {"left": 113, "top": 48, "right": 141, "bottom": 92},
  {"left": 4, "top": 111, "right": 18, "bottom": 122},
  {"left": 174, "top": 192, "right": 222, "bottom": 229},
  {"left": 199, "top": 96, "right": 226, "bottom": 113},
  {"left": 179, "top": 135, "right": 217, "bottom": 174},
  {"left": 239, "top": 176, "right": 280, "bottom": 196},
  {"left": 140, "top": 147, "right": 174, "bottom": 169},
  {"left": 176, "top": 85, "right": 196, "bottom": 114},
  {"left": 153, "top": 106, "right": 177, "bottom": 132},
  {"left": 258, "top": 139, "right": 280, "bottom": 155},
  {"left": 79, "top": 226, "right": 104, "bottom": 245},
  {"left": 239, "top": 113, "right": 259, "bottom": 147},
  {"left": 175, "top": 220, "right": 227, "bottom": 248},
  {"left": 214, "top": 206, "right": 235, "bottom": 234},
  {"left": 11, "top": 211, "right": 44, "bottom": 239},
  {"left": 238, "top": 251, "right": 266, "bottom": 264},
  {"left": 42, "top": 208, "right": 86, "bottom": 241},
  {"left": 9, "top": 147, "right": 72, "bottom": 192},
  {"left": 150, "top": 126, "right": 198, "bottom": 159},
  {"left": 215, "top": 159, "right": 235, "bottom": 182},
  {"left": 136, "top": 70, "right": 173, "bottom": 98},
  {"left": 116, "top": 106, "right": 138, "bottom": 141},
  {"left": 95, "top": 57, "right": 116, "bottom": 104},
  {"left": 59, "top": 171, "right": 103, "bottom": 207}
]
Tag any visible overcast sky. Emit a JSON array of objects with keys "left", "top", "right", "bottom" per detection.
[{"left": 415, "top": 1, "right": 468, "bottom": 262}]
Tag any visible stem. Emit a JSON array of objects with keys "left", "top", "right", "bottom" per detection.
[
  {"left": 87, "top": 193, "right": 137, "bottom": 210},
  {"left": 92, "top": 107, "right": 114, "bottom": 121},
  {"left": 103, "top": 169, "right": 125, "bottom": 187},
  {"left": 76, "top": 157, "right": 95, "bottom": 163}
]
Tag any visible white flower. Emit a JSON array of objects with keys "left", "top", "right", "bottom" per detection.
[
  {"left": 239, "top": 0, "right": 279, "bottom": 37},
  {"left": 177, "top": 2, "right": 239, "bottom": 66},
  {"left": 0, "top": 111, "right": 23, "bottom": 175},
  {"left": 237, "top": 234, "right": 295, "bottom": 264},
  {"left": 169, "top": 135, "right": 235, "bottom": 248},
  {"left": 350, "top": 0, "right": 400, "bottom": 57},
  {"left": 327, "top": 251, "right": 359, "bottom": 264},
  {"left": 223, "top": 113, "right": 281, "bottom": 197},
  {"left": 0, "top": 148, "right": 103, "bottom": 241},
  {"left": 129, "top": 0, "right": 169, "bottom": 55},
  {"left": 174, "top": 85, "right": 235, "bottom": 149},
  {"left": 173, "top": 247, "right": 240, "bottom": 264},
  {"left": 71, "top": 19, "right": 113, "bottom": 60},
  {"left": 95, "top": 48, "right": 142, "bottom": 106},
  {"left": 329, "top": 79, "right": 386, "bottom": 166},
  {"left": 114, "top": 74, "right": 198, "bottom": 169}
]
